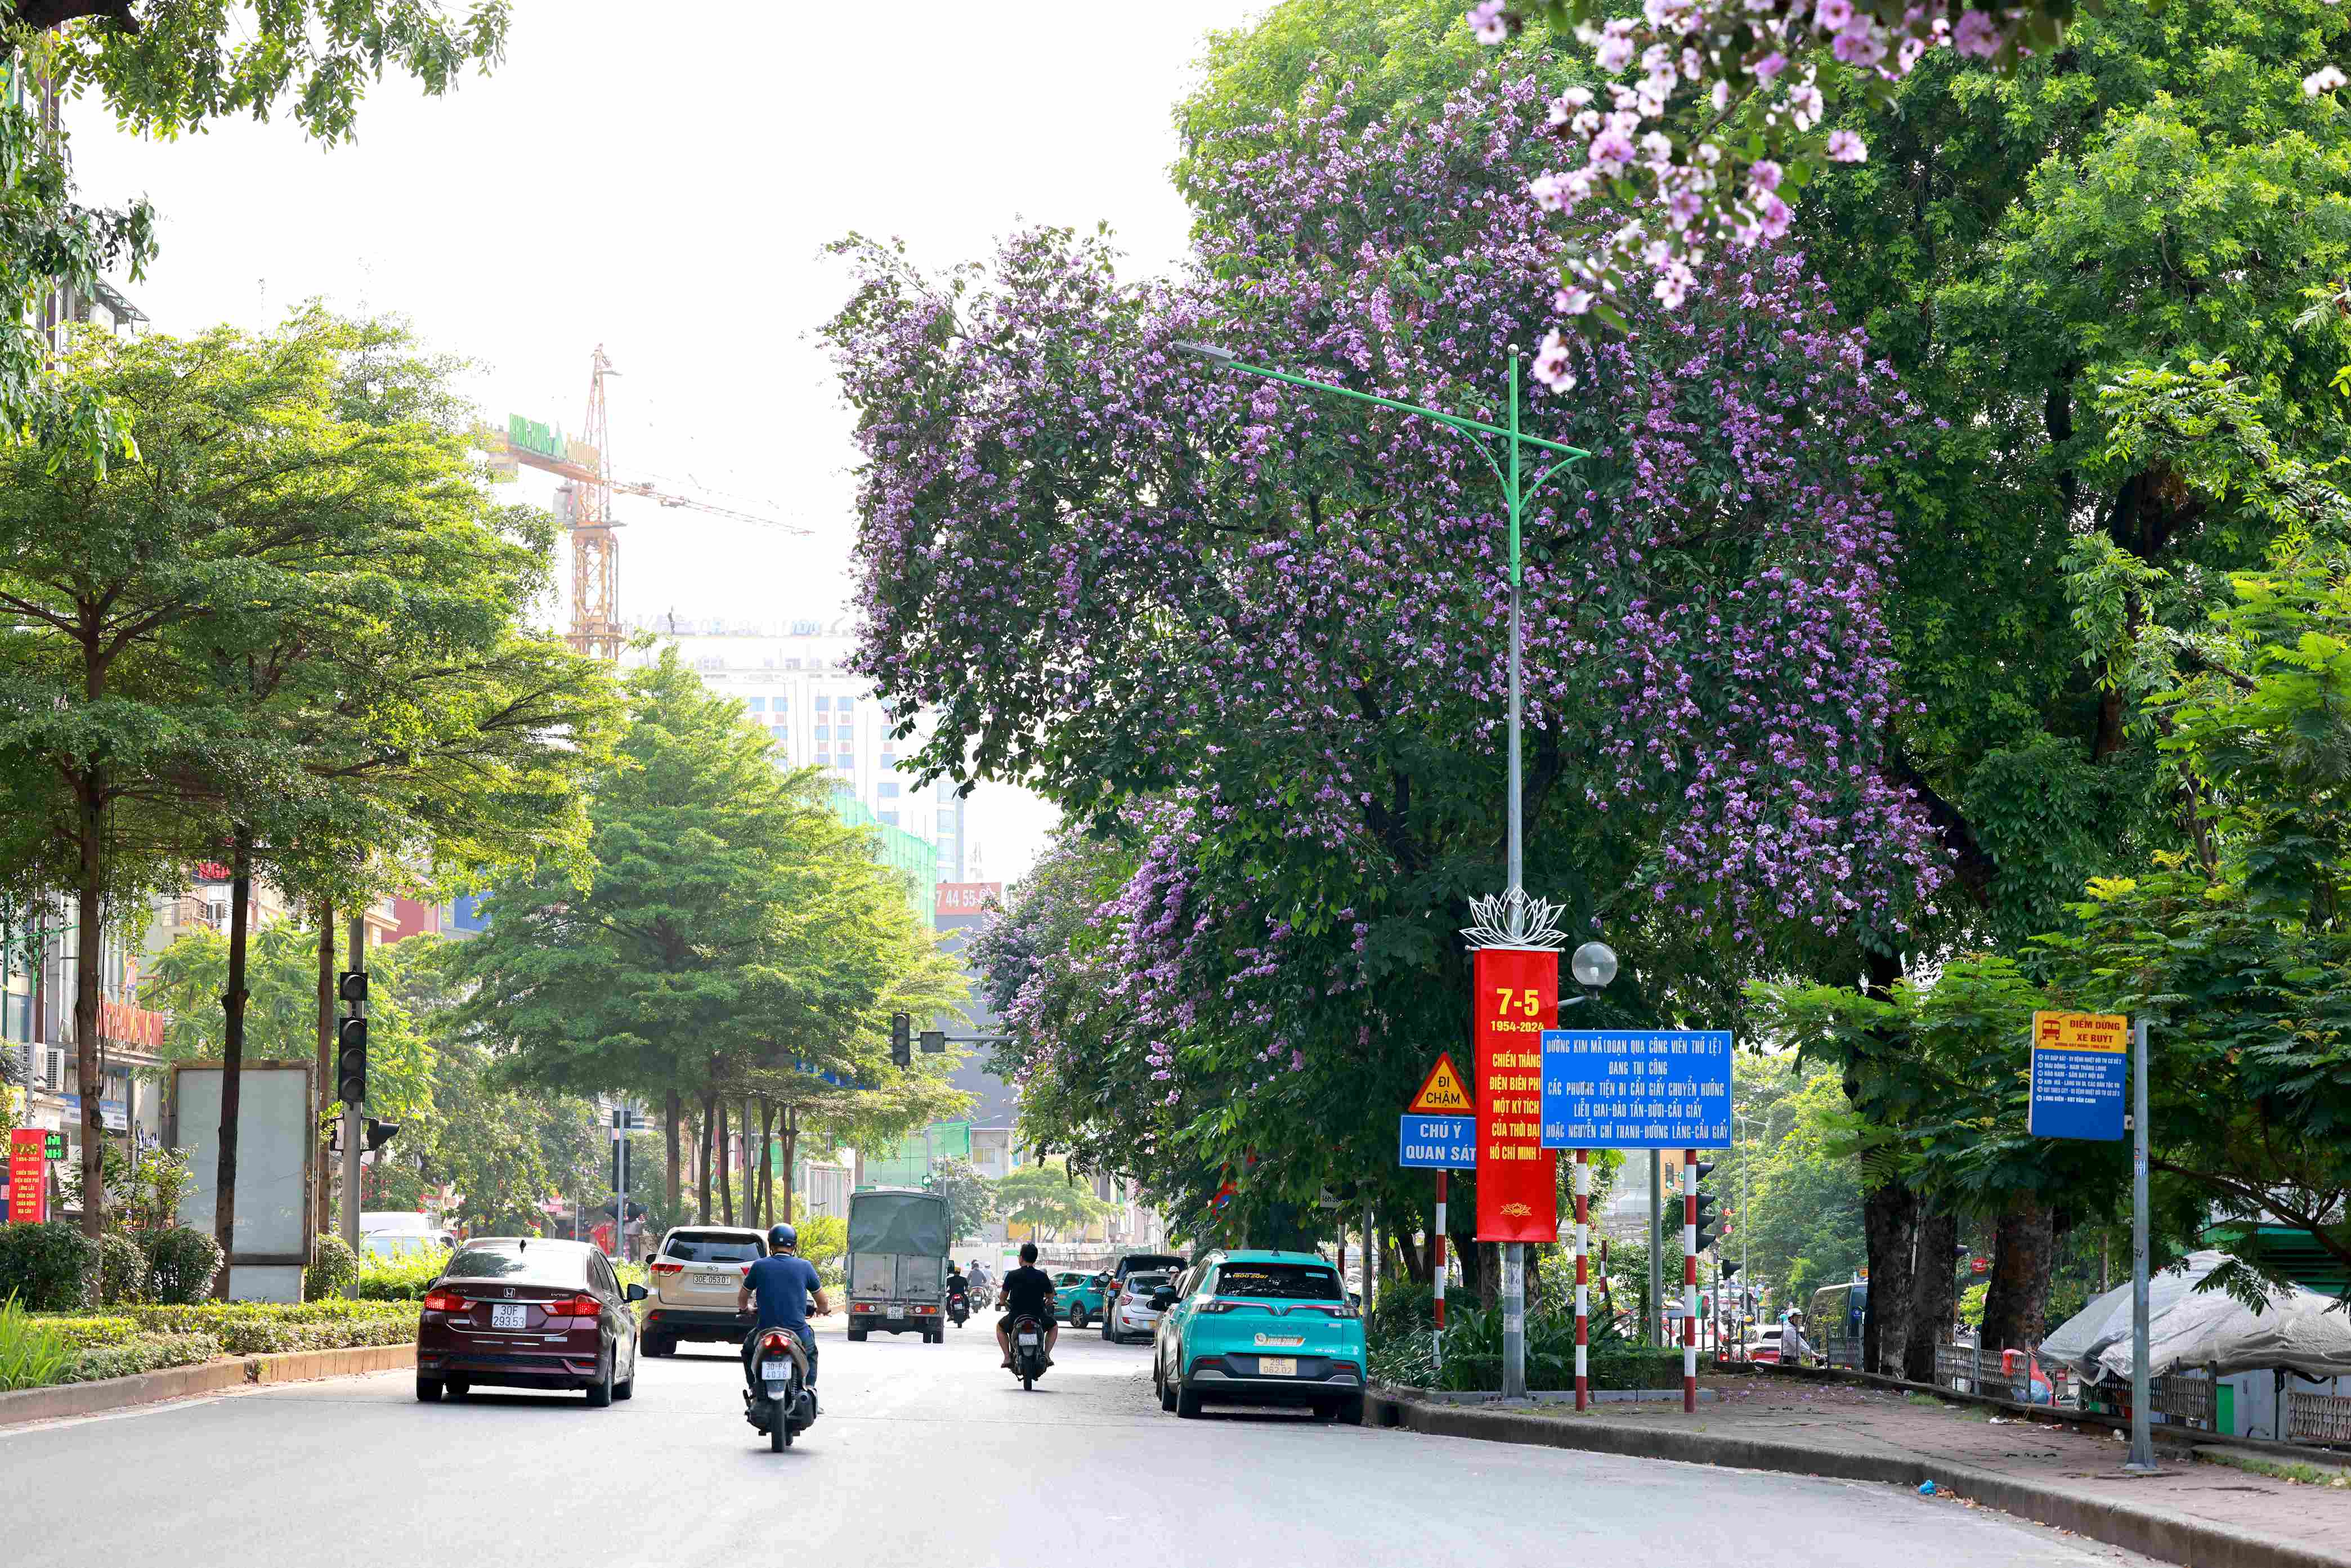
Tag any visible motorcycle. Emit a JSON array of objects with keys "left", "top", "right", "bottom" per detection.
[
  {"left": 946, "top": 1283, "right": 971, "bottom": 1328},
  {"left": 1007, "top": 1312, "right": 1050, "bottom": 1390},
  {"left": 744, "top": 1328, "right": 819, "bottom": 1451}
]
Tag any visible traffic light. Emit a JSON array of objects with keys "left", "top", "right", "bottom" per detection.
[
  {"left": 890, "top": 1011, "right": 911, "bottom": 1069},
  {"left": 1720, "top": 1258, "right": 1742, "bottom": 1282},
  {"left": 1692, "top": 1160, "right": 1719, "bottom": 1252},
  {"left": 363, "top": 1118, "right": 400, "bottom": 1153},
  {"left": 337, "top": 970, "right": 368, "bottom": 1005},
  {"left": 336, "top": 1016, "right": 369, "bottom": 1103}
]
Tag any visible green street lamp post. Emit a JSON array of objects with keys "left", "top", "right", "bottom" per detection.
[{"left": 1176, "top": 341, "right": 1597, "bottom": 1399}]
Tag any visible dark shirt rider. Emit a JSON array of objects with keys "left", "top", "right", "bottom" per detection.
[{"left": 995, "top": 1242, "right": 1059, "bottom": 1369}]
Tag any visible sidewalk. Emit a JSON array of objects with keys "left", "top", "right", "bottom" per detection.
[{"left": 1371, "top": 1373, "right": 2351, "bottom": 1568}]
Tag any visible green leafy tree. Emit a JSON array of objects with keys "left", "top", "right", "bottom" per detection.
[
  {"left": 925, "top": 1157, "right": 996, "bottom": 1245},
  {"left": 992, "top": 1162, "right": 1114, "bottom": 1244},
  {"left": 0, "top": 3, "right": 507, "bottom": 453}
]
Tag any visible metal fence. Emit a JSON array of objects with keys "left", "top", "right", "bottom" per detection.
[
  {"left": 1933, "top": 1341, "right": 2001, "bottom": 1395},
  {"left": 2079, "top": 1367, "right": 2218, "bottom": 1431},
  {"left": 1817, "top": 1333, "right": 1862, "bottom": 1370},
  {"left": 2286, "top": 1390, "right": 2351, "bottom": 1447}
]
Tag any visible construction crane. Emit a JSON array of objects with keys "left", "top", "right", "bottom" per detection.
[{"left": 489, "top": 347, "right": 810, "bottom": 659}]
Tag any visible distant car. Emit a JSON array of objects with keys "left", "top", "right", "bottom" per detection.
[
  {"left": 359, "top": 1212, "right": 454, "bottom": 1261},
  {"left": 1153, "top": 1249, "right": 1365, "bottom": 1423},
  {"left": 1738, "top": 1327, "right": 1789, "bottom": 1365},
  {"left": 1051, "top": 1270, "right": 1104, "bottom": 1327},
  {"left": 1098, "top": 1252, "right": 1186, "bottom": 1341},
  {"left": 1108, "top": 1271, "right": 1171, "bottom": 1345},
  {"left": 416, "top": 1238, "right": 644, "bottom": 1406},
  {"left": 639, "top": 1225, "right": 768, "bottom": 1356}
]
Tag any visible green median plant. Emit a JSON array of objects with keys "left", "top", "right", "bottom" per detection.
[
  {"left": 1368, "top": 1302, "right": 1689, "bottom": 1394},
  {"left": 0, "top": 1293, "right": 75, "bottom": 1391},
  {"left": 141, "top": 1227, "right": 223, "bottom": 1305},
  {"left": 353, "top": 1250, "right": 445, "bottom": 1301},
  {"left": 0, "top": 1223, "right": 98, "bottom": 1312},
  {"left": 304, "top": 1235, "right": 360, "bottom": 1301},
  {"left": 124, "top": 1300, "right": 419, "bottom": 1355},
  {"left": 64, "top": 1332, "right": 223, "bottom": 1384},
  {"left": 34, "top": 1315, "right": 141, "bottom": 1350},
  {"left": 96, "top": 1233, "right": 147, "bottom": 1307}
]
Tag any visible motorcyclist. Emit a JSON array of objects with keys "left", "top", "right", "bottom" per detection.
[
  {"left": 946, "top": 1262, "right": 971, "bottom": 1315},
  {"left": 967, "top": 1257, "right": 992, "bottom": 1294},
  {"left": 736, "top": 1222, "right": 830, "bottom": 1396},
  {"left": 995, "top": 1240, "right": 1058, "bottom": 1370}
]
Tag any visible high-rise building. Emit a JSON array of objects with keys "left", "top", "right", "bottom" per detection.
[{"left": 625, "top": 614, "right": 973, "bottom": 913}]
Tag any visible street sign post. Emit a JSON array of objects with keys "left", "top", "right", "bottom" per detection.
[
  {"left": 2027, "top": 1011, "right": 2128, "bottom": 1140},
  {"left": 1406, "top": 1054, "right": 1474, "bottom": 1115},
  {"left": 1400, "top": 1052, "right": 1479, "bottom": 1370},
  {"left": 1537, "top": 1029, "right": 1733, "bottom": 1149}
]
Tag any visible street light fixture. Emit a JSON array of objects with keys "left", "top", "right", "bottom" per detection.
[
  {"left": 1179, "top": 335, "right": 1593, "bottom": 1400},
  {"left": 1570, "top": 940, "right": 1618, "bottom": 992}
]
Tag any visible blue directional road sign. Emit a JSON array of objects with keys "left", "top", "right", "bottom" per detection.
[
  {"left": 1539, "top": 1029, "right": 1733, "bottom": 1150},
  {"left": 1396, "top": 1114, "right": 1477, "bottom": 1169}
]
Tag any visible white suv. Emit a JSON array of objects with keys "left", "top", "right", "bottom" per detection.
[{"left": 641, "top": 1226, "right": 767, "bottom": 1356}]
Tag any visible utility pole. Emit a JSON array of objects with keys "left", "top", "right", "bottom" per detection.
[
  {"left": 2125, "top": 1017, "right": 2156, "bottom": 1473},
  {"left": 1647, "top": 1150, "right": 1664, "bottom": 1343},
  {"left": 339, "top": 916, "right": 364, "bottom": 1253}
]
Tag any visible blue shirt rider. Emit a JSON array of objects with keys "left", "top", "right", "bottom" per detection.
[{"left": 736, "top": 1222, "right": 830, "bottom": 1386}]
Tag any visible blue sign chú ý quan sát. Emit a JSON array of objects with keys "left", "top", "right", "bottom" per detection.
[
  {"left": 1396, "top": 1114, "right": 1477, "bottom": 1168},
  {"left": 2027, "top": 1011, "right": 2128, "bottom": 1141},
  {"left": 1539, "top": 1029, "right": 1733, "bottom": 1150}
]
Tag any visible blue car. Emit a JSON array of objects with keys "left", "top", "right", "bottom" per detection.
[{"left": 1152, "top": 1249, "right": 1365, "bottom": 1423}]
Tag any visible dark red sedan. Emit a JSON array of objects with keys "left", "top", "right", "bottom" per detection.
[{"left": 416, "top": 1238, "right": 645, "bottom": 1406}]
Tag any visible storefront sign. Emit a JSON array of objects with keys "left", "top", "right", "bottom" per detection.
[{"left": 1472, "top": 947, "right": 1557, "bottom": 1242}]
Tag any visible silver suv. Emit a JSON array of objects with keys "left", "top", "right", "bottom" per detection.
[{"left": 641, "top": 1225, "right": 767, "bottom": 1356}]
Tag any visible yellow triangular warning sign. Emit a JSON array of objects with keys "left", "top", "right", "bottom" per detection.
[{"left": 1407, "top": 1053, "right": 1474, "bottom": 1114}]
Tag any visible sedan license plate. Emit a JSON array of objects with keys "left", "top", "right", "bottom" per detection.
[
  {"left": 761, "top": 1360, "right": 790, "bottom": 1378},
  {"left": 1018, "top": 1332, "right": 1040, "bottom": 1346},
  {"left": 1259, "top": 1356, "right": 1297, "bottom": 1376},
  {"left": 490, "top": 1303, "right": 526, "bottom": 1329}
]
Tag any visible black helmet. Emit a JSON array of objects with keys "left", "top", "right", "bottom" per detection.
[{"left": 768, "top": 1222, "right": 798, "bottom": 1252}]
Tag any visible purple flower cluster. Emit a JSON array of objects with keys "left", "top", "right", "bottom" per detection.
[{"left": 831, "top": 76, "right": 1944, "bottom": 1109}]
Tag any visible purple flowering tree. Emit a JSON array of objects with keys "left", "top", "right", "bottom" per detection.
[{"left": 830, "top": 75, "right": 1942, "bottom": 1235}]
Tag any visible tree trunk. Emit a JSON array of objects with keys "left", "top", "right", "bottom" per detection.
[
  {"left": 741, "top": 1096, "right": 757, "bottom": 1229},
  {"left": 695, "top": 1093, "right": 713, "bottom": 1222},
  {"left": 211, "top": 829, "right": 254, "bottom": 1300},
  {"left": 715, "top": 1099, "right": 733, "bottom": 1225},
  {"left": 1980, "top": 1192, "right": 2056, "bottom": 1353},
  {"left": 664, "top": 1089, "right": 682, "bottom": 1218},
  {"left": 1861, "top": 1180, "right": 1918, "bottom": 1377},
  {"left": 315, "top": 902, "right": 335, "bottom": 1237},
  {"left": 1391, "top": 1218, "right": 1426, "bottom": 1284},
  {"left": 1905, "top": 1206, "right": 1959, "bottom": 1382},
  {"left": 1478, "top": 1243, "right": 1499, "bottom": 1312},
  {"left": 779, "top": 1105, "right": 798, "bottom": 1225},
  {"left": 756, "top": 1099, "right": 775, "bottom": 1229},
  {"left": 72, "top": 781, "right": 106, "bottom": 1239}
]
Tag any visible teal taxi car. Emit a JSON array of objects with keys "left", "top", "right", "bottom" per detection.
[
  {"left": 1051, "top": 1270, "right": 1107, "bottom": 1327},
  {"left": 1151, "top": 1249, "right": 1364, "bottom": 1422}
]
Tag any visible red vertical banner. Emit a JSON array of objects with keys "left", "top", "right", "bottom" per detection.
[
  {"left": 8, "top": 1127, "right": 48, "bottom": 1224},
  {"left": 1473, "top": 946, "right": 1558, "bottom": 1242}
]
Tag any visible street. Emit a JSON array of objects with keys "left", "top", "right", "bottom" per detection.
[{"left": 5, "top": 1321, "right": 2157, "bottom": 1566}]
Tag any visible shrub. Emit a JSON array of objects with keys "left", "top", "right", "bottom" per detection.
[
  {"left": 35, "top": 1314, "right": 140, "bottom": 1350},
  {"left": 96, "top": 1232, "right": 147, "bottom": 1306},
  {"left": 126, "top": 1300, "right": 418, "bottom": 1355},
  {"left": 353, "top": 1249, "right": 444, "bottom": 1301},
  {"left": 1368, "top": 1304, "right": 1645, "bottom": 1393},
  {"left": 142, "top": 1227, "right": 223, "bottom": 1305},
  {"left": 0, "top": 1222, "right": 98, "bottom": 1312},
  {"left": 0, "top": 1293, "right": 76, "bottom": 1390},
  {"left": 64, "top": 1331, "right": 222, "bottom": 1383},
  {"left": 794, "top": 1215, "right": 847, "bottom": 1269},
  {"left": 1365, "top": 1279, "right": 1436, "bottom": 1343},
  {"left": 304, "top": 1235, "right": 360, "bottom": 1301}
]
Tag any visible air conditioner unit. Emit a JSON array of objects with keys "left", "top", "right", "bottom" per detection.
[{"left": 42, "top": 1048, "right": 65, "bottom": 1091}]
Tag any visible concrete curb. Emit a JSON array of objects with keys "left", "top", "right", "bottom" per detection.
[
  {"left": 1365, "top": 1388, "right": 2351, "bottom": 1568},
  {"left": 0, "top": 1341, "right": 416, "bottom": 1430}
]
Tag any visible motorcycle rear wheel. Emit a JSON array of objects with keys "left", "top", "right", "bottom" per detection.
[{"left": 771, "top": 1414, "right": 786, "bottom": 1451}]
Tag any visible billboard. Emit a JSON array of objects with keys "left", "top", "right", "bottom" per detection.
[{"left": 935, "top": 881, "right": 1003, "bottom": 919}]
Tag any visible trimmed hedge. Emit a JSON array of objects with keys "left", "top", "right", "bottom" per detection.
[
  {"left": 125, "top": 1300, "right": 419, "bottom": 1355},
  {"left": 35, "top": 1314, "right": 142, "bottom": 1350},
  {"left": 142, "top": 1227, "right": 223, "bottom": 1305},
  {"left": 65, "top": 1332, "right": 223, "bottom": 1383},
  {"left": 96, "top": 1233, "right": 147, "bottom": 1306},
  {"left": 304, "top": 1235, "right": 360, "bottom": 1302},
  {"left": 353, "top": 1251, "right": 443, "bottom": 1301}
]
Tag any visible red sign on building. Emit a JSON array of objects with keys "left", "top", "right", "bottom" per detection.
[
  {"left": 934, "top": 881, "right": 1004, "bottom": 918},
  {"left": 8, "top": 1127, "right": 48, "bottom": 1224},
  {"left": 1473, "top": 946, "right": 1558, "bottom": 1243}
]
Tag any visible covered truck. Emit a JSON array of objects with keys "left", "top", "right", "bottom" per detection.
[{"left": 846, "top": 1186, "right": 951, "bottom": 1343}]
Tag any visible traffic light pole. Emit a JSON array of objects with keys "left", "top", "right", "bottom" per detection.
[{"left": 340, "top": 916, "right": 364, "bottom": 1253}]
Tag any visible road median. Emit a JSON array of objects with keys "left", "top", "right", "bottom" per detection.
[
  {"left": 1367, "top": 1375, "right": 2351, "bottom": 1568},
  {"left": 0, "top": 1341, "right": 416, "bottom": 1429}
]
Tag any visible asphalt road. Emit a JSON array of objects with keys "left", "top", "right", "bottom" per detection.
[{"left": 3, "top": 1316, "right": 2160, "bottom": 1566}]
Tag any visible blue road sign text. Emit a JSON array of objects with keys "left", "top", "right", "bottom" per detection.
[
  {"left": 1397, "top": 1114, "right": 1477, "bottom": 1168},
  {"left": 2028, "top": 1047, "right": 2126, "bottom": 1140},
  {"left": 1539, "top": 1030, "right": 1733, "bottom": 1149}
]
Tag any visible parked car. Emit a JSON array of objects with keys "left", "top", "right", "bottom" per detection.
[
  {"left": 1051, "top": 1270, "right": 1103, "bottom": 1327},
  {"left": 639, "top": 1225, "right": 768, "bottom": 1356},
  {"left": 416, "top": 1238, "right": 644, "bottom": 1406},
  {"left": 1737, "top": 1326, "right": 1789, "bottom": 1365},
  {"left": 360, "top": 1211, "right": 454, "bottom": 1262},
  {"left": 1098, "top": 1251, "right": 1187, "bottom": 1341},
  {"left": 1153, "top": 1249, "right": 1365, "bottom": 1423},
  {"left": 1108, "top": 1271, "right": 1172, "bottom": 1345}
]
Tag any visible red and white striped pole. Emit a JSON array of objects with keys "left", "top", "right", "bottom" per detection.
[
  {"left": 1574, "top": 1148, "right": 1590, "bottom": 1411},
  {"left": 1682, "top": 1147, "right": 1699, "bottom": 1413},
  {"left": 1432, "top": 1169, "right": 1448, "bottom": 1373}
]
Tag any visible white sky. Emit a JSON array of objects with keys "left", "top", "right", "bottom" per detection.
[{"left": 69, "top": 0, "right": 1266, "bottom": 879}]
